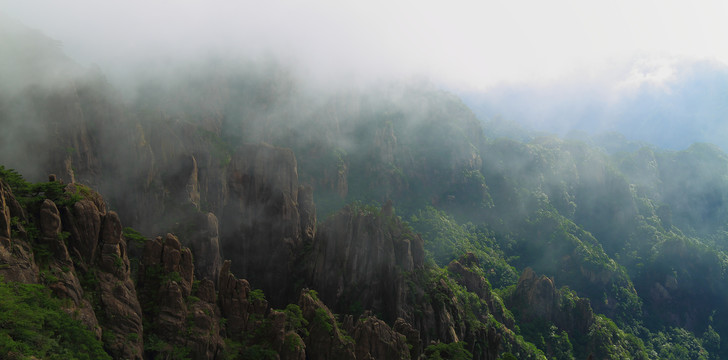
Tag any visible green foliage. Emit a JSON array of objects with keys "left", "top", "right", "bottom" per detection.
[
  {"left": 145, "top": 333, "right": 191, "bottom": 360},
  {"left": 126, "top": 332, "right": 139, "bottom": 342},
  {"left": 122, "top": 227, "right": 147, "bottom": 246},
  {"left": 313, "top": 308, "right": 334, "bottom": 334},
  {"left": 546, "top": 326, "right": 574, "bottom": 360},
  {"left": 222, "top": 338, "right": 244, "bottom": 360},
  {"left": 410, "top": 206, "right": 517, "bottom": 288},
  {"left": 248, "top": 288, "right": 266, "bottom": 302},
  {"left": 58, "top": 231, "right": 71, "bottom": 244},
  {"left": 701, "top": 325, "right": 720, "bottom": 360},
  {"left": 647, "top": 327, "right": 709, "bottom": 360},
  {"left": 424, "top": 341, "right": 473, "bottom": 360},
  {"left": 10, "top": 64, "right": 728, "bottom": 360},
  {"left": 80, "top": 268, "right": 99, "bottom": 290},
  {"left": 283, "top": 332, "right": 304, "bottom": 353},
  {"left": 112, "top": 253, "right": 124, "bottom": 269},
  {"left": 240, "top": 344, "right": 278, "bottom": 360},
  {"left": 186, "top": 295, "right": 201, "bottom": 305},
  {"left": 584, "top": 315, "right": 649, "bottom": 360},
  {"left": 40, "top": 269, "right": 59, "bottom": 284},
  {"left": 32, "top": 242, "right": 52, "bottom": 266},
  {"left": 166, "top": 271, "right": 183, "bottom": 283},
  {"left": 307, "top": 289, "right": 320, "bottom": 302},
  {"left": 0, "top": 166, "right": 94, "bottom": 215},
  {"left": 347, "top": 200, "right": 382, "bottom": 217},
  {"left": 499, "top": 353, "right": 518, "bottom": 360},
  {"left": 0, "top": 166, "right": 32, "bottom": 194},
  {"left": 0, "top": 278, "right": 111, "bottom": 360},
  {"left": 283, "top": 304, "right": 309, "bottom": 336}
]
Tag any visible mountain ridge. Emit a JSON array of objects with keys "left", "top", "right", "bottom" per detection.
[{"left": 2, "top": 23, "right": 728, "bottom": 359}]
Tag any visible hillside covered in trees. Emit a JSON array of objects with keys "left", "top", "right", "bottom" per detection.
[{"left": 2, "top": 20, "right": 728, "bottom": 360}]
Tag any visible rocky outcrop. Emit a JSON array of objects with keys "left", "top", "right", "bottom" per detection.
[
  {"left": 393, "top": 318, "right": 422, "bottom": 359},
  {"left": 137, "top": 234, "right": 224, "bottom": 359},
  {"left": 36, "top": 199, "right": 102, "bottom": 339},
  {"left": 309, "top": 202, "right": 424, "bottom": 323},
  {"left": 447, "top": 253, "right": 515, "bottom": 329},
  {"left": 221, "top": 143, "right": 309, "bottom": 306},
  {"left": 0, "top": 180, "right": 14, "bottom": 246},
  {"left": 0, "top": 179, "right": 38, "bottom": 283},
  {"left": 217, "top": 259, "right": 269, "bottom": 339},
  {"left": 187, "top": 212, "right": 222, "bottom": 282},
  {"left": 94, "top": 211, "right": 144, "bottom": 359},
  {"left": 216, "top": 260, "right": 305, "bottom": 360},
  {"left": 64, "top": 198, "right": 102, "bottom": 271},
  {"left": 509, "top": 267, "right": 594, "bottom": 334},
  {"left": 298, "top": 184, "right": 317, "bottom": 243},
  {"left": 342, "top": 313, "right": 411, "bottom": 360},
  {"left": 299, "top": 290, "right": 356, "bottom": 360},
  {"left": 162, "top": 153, "right": 201, "bottom": 210},
  {"left": 7, "top": 179, "right": 146, "bottom": 359},
  {"left": 448, "top": 253, "right": 490, "bottom": 299}
]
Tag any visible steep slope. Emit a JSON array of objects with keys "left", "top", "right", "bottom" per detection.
[{"left": 7, "top": 23, "right": 728, "bottom": 359}]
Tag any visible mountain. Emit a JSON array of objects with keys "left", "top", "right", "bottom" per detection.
[
  {"left": 2, "top": 22, "right": 728, "bottom": 359},
  {"left": 461, "top": 60, "right": 728, "bottom": 152}
]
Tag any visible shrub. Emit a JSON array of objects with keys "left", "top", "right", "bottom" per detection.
[{"left": 0, "top": 278, "right": 111, "bottom": 359}]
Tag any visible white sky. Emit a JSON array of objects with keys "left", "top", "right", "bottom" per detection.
[{"left": 2, "top": 0, "right": 728, "bottom": 90}]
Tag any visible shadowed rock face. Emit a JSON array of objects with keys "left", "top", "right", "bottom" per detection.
[
  {"left": 342, "top": 312, "right": 411, "bottom": 360},
  {"left": 15, "top": 181, "right": 145, "bottom": 359},
  {"left": 298, "top": 290, "right": 357, "bottom": 360},
  {"left": 220, "top": 143, "right": 312, "bottom": 307},
  {"left": 308, "top": 202, "right": 424, "bottom": 324},
  {"left": 0, "top": 180, "right": 38, "bottom": 283},
  {"left": 509, "top": 267, "right": 594, "bottom": 335},
  {"left": 187, "top": 212, "right": 222, "bottom": 283},
  {"left": 137, "top": 234, "right": 225, "bottom": 360},
  {"left": 95, "top": 211, "right": 145, "bottom": 359}
]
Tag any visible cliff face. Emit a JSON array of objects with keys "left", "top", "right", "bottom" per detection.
[
  {"left": 308, "top": 201, "right": 424, "bottom": 323},
  {"left": 137, "top": 233, "right": 225, "bottom": 359},
  {"left": 0, "top": 178, "right": 145, "bottom": 358},
  {"left": 0, "top": 179, "right": 38, "bottom": 283},
  {"left": 506, "top": 267, "right": 648, "bottom": 359},
  {"left": 509, "top": 268, "right": 594, "bottom": 334},
  {"left": 93, "top": 211, "right": 145, "bottom": 359},
  {"left": 3, "top": 27, "right": 674, "bottom": 358},
  {"left": 221, "top": 143, "right": 314, "bottom": 307}
]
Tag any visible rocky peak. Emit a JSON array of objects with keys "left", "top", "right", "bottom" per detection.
[
  {"left": 139, "top": 233, "right": 194, "bottom": 298},
  {"left": 221, "top": 143, "right": 309, "bottom": 306},
  {"left": 20, "top": 180, "right": 144, "bottom": 359},
  {"left": 512, "top": 267, "right": 558, "bottom": 322},
  {"left": 138, "top": 234, "right": 225, "bottom": 359},
  {"left": 509, "top": 267, "right": 594, "bottom": 334},
  {"left": 94, "top": 210, "right": 144, "bottom": 359},
  {"left": 342, "top": 312, "right": 411, "bottom": 360},
  {"left": 308, "top": 202, "right": 424, "bottom": 323},
  {"left": 0, "top": 180, "right": 38, "bottom": 283},
  {"left": 186, "top": 212, "right": 222, "bottom": 283},
  {"left": 162, "top": 153, "right": 201, "bottom": 210},
  {"left": 447, "top": 253, "right": 491, "bottom": 300},
  {"left": 217, "top": 259, "right": 268, "bottom": 338},
  {"left": 298, "top": 289, "right": 356, "bottom": 359}
]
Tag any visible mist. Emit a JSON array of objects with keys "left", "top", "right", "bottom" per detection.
[
  {"left": 3, "top": 1, "right": 727, "bottom": 152},
  {"left": 4, "top": 3, "right": 728, "bottom": 359},
  {"left": 461, "top": 59, "right": 728, "bottom": 151}
]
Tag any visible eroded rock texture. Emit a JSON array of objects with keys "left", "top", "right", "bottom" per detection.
[
  {"left": 0, "top": 179, "right": 38, "bottom": 283},
  {"left": 309, "top": 201, "right": 424, "bottom": 323},
  {"left": 137, "top": 234, "right": 224, "bottom": 359},
  {"left": 221, "top": 144, "right": 314, "bottom": 307}
]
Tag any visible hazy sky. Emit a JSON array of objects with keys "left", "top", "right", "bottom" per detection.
[{"left": 2, "top": 0, "right": 727, "bottom": 91}]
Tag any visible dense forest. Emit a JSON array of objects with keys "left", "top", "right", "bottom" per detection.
[{"left": 2, "top": 20, "right": 728, "bottom": 360}]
